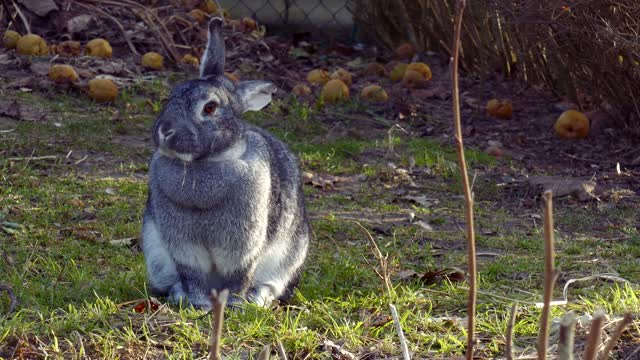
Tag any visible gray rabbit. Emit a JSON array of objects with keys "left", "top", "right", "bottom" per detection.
[{"left": 141, "top": 18, "right": 309, "bottom": 309}]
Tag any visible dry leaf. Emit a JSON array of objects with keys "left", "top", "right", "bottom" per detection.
[
  {"left": 403, "top": 195, "right": 439, "bottom": 208},
  {"left": 16, "top": 0, "right": 58, "bottom": 16},
  {"left": 132, "top": 298, "right": 160, "bottom": 313},
  {"left": 422, "top": 267, "right": 466, "bottom": 285},
  {"left": 109, "top": 237, "right": 137, "bottom": 247},
  {"left": 30, "top": 62, "right": 50, "bottom": 76},
  {"left": 396, "top": 269, "right": 419, "bottom": 280},
  {"left": 528, "top": 175, "right": 597, "bottom": 201}
]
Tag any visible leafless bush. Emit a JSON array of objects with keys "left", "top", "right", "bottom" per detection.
[{"left": 353, "top": 0, "right": 640, "bottom": 131}]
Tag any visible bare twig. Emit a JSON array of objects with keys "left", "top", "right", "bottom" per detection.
[
  {"left": 75, "top": 3, "right": 139, "bottom": 55},
  {"left": 0, "top": 284, "right": 17, "bottom": 313},
  {"left": 354, "top": 221, "right": 393, "bottom": 297},
  {"left": 505, "top": 303, "right": 518, "bottom": 360},
  {"left": 558, "top": 312, "right": 576, "bottom": 360},
  {"left": 600, "top": 313, "right": 633, "bottom": 360},
  {"left": 390, "top": 304, "right": 411, "bottom": 360},
  {"left": 537, "top": 190, "right": 555, "bottom": 360},
  {"left": 6, "top": 155, "right": 58, "bottom": 161},
  {"left": 256, "top": 344, "right": 271, "bottom": 360},
  {"left": 10, "top": 0, "right": 29, "bottom": 34},
  {"left": 450, "top": 1, "right": 475, "bottom": 359},
  {"left": 276, "top": 340, "right": 288, "bottom": 360},
  {"left": 209, "top": 289, "right": 229, "bottom": 360},
  {"left": 395, "top": 0, "right": 419, "bottom": 52},
  {"left": 583, "top": 310, "right": 606, "bottom": 360}
]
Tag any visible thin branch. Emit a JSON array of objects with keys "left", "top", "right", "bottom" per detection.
[
  {"left": 75, "top": 3, "right": 139, "bottom": 55},
  {"left": 256, "top": 344, "right": 271, "bottom": 360},
  {"left": 558, "top": 312, "right": 576, "bottom": 360},
  {"left": 390, "top": 304, "right": 411, "bottom": 360},
  {"left": 354, "top": 221, "right": 393, "bottom": 298},
  {"left": 276, "top": 340, "right": 288, "bottom": 360},
  {"left": 395, "top": 0, "right": 419, "bottom": 52},
  {"left": 600, "top": 313, "right": 633, "bottom": 360},
  {"left": 6, "top": 155, "right": 58, "bottom": 161},
  {"left": 450, "top": 1, "right": 475, "bottom": 359},
  {"left": 10, "top": 0, "right": 29, "bottom": 34},
  {"left": 0, "top": 284, "right": 17, "bottom": 313},
  {"left": 506, "top": 303, "right": 518, "bottom": 360},
  {"left": 583, "top": 310, "right": 606, "bottom": 360},
  {"left": 209, "top": 289, "right": 229, "bottom": 360}
]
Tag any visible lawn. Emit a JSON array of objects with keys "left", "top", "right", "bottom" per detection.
[{"left": 1, "top": 78, "right": 639, "bottom": 359}]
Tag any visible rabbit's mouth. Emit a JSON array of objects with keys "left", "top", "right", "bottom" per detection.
[{"left": 158, "top": 147, "right": 194, "bottom": 162}]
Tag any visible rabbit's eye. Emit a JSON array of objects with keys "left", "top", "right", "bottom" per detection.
[{"left": 203, "top": 101, "right": 218, "bottom": 115}]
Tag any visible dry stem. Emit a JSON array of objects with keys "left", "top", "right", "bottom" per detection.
[
  {"left": 558, "top": 312, "right": 576, "bottom": 360},
  {"left": 583, "top": 310, "right": 606, "bottom": 360},
  {"left": 10, "top": 0, "right": 29, "bottom": 34},
  {"left": 450, "top": 1, "right": 475, "bottom": 359},
  {"left": 600, "top": 313, "right": 633, "bottom": 359},
  {"left": 537, "top": 190, "right": 555, "bottom": 360},
  {"left": 390, "top": 304, "right": 411, "bottom": 360},
  {"left": 209, "top": 289, "right": 229, "bottom": 360},
  {"left": 505, "top": 303, "right": 518, "bottom": 360},
  {"left": 75, "top": 2, "right": 139, "bottom": 55},
  {"left": 354, "top": 221, "right": 393, "bottom": 297},
  {"left": 276, "top": 340, "right": 288, "bottom": 360}
]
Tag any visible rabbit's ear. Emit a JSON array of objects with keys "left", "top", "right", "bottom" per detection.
[
  {"left": 235, "top": 81, "right": 277, "bottom": 113},
  {"left": 200, "top": 17, "right": 225, "bottom": 78}
]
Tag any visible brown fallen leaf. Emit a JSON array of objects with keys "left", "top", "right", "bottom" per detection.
[
  {"left": 50, "top": 41, "right": 82, "bottom": 57},
  {"left": 30, "top": 62, "right": 50, "bottom": 76},
  {"left": 0, "top": 101, "right": 21, "bottom": 119},
  {"left": 61, "top": 226, "right": 102, "bottom": 242},
  {"left": 528, "top": 175, "right": 598, "bottom": 201},
  {"left": 302, "top": 171, "right": 357, "bottom": 189},
  {"left": 132, "top": 297, "right": 160, "bottom": 313},
  {"left": 402, "top": 195, "right": 439, "bottom": 208},
  {"left": 422, "top": 267, "right": 466, "bottom": 285}
]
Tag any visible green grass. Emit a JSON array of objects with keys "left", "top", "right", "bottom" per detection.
[{"left": 1, "top": 83, "right": 639, "bottom": 359}]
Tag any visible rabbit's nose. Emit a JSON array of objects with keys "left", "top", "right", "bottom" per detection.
[{"left": 159, "top": 124, "right": 175, "bottom": 140}]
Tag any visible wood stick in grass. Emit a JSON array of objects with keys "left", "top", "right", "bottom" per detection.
[
  {"left": 583, "top": 310, "right": 606, "bottom": 360},
  {"left": 600, "top": 313, "right": 633, "bottom": 360},
  {"left": 390, "top": 304, "right": 411, "bottom": 360},
  {"left": 505, "top": 303, "right": 518, "bottom": 360},
  {"left": 209, "top": 289, "right": 229, "bottom": 360},
  {"left": 558, "top": 312, "right": 576, "bottom": 360},
  {"left": 537, "top": 190, "right": 555, "bottom": 360},
  {"left": 450, "top": 1, "right": 475, "bottom": 359}
]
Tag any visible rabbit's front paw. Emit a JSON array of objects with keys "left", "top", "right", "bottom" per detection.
[
  {"left": 247, "top": 286, "right": 276, "bottom": 308},
  {"left": 167, "top": 283, "right": 188, "bottom": 306}
]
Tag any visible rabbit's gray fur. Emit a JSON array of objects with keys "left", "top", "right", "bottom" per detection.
[{"left": 142, "top": 18, "right": 309, "bottom": 309}]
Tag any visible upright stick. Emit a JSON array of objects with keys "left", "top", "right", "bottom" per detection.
[
  {"left": 449, "top": 1, "right": 474, "bottom": 359},
  {"left": 210, "top": 289, "right": 229, "bottom": 360},
  {"left": 538, "top": 190, "right": 555, "bottom": 359}
]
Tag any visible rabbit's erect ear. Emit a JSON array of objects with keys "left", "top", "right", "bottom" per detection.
[
  {"left": 235, "top": 81, "right": 277, "bottom": 113},
  {"left": 200, "top": 17, "right": 225, "bottom": 78}
]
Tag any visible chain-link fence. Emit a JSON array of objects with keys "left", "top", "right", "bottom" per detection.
[{"left": 219, "top": 0, "right": 354, "bottom": 38}]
